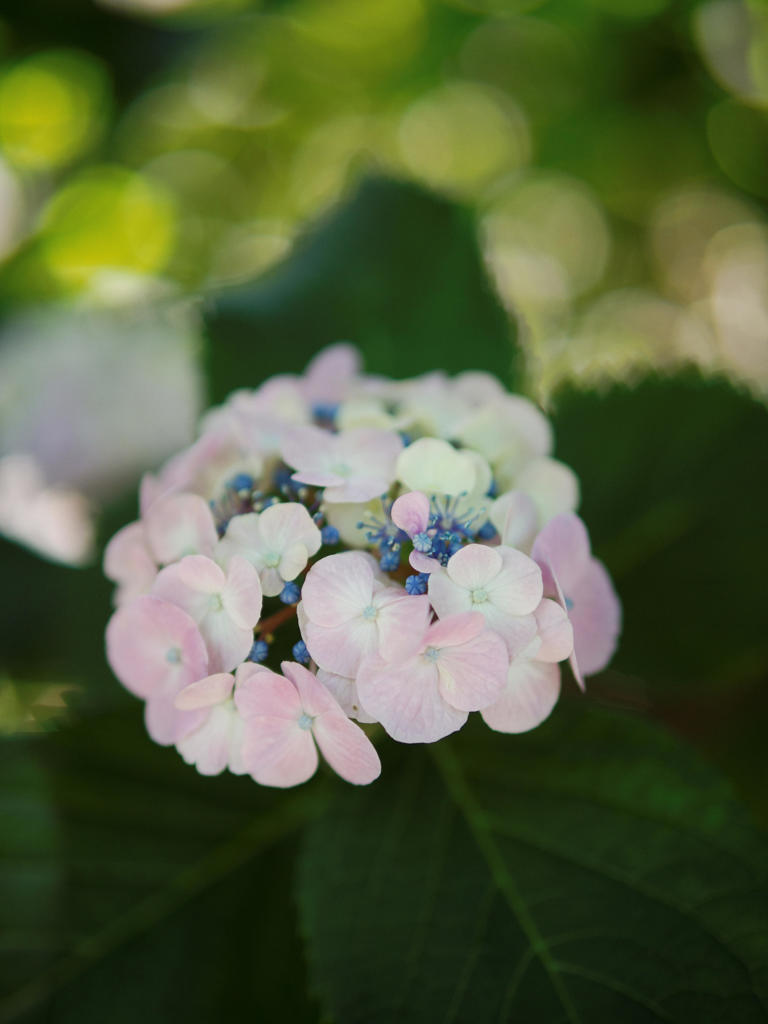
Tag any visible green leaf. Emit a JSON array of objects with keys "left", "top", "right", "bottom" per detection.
[
  {"left": 551, "top": 370, "right": 768, "bottom": 691},
  {"left": 0, "top": 710, "right": 325, "bottom": 1023},
  {"left": 298, "top": 704, "right": 768, "bottom": 1023},
  {"left": 203, "top": 176, "right": 517, "bottom": 400}
]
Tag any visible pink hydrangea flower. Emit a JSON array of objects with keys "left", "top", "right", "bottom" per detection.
[
  {"left": 316, "top": 668, "right": 376, "bottom": 724},
  {"left": 300, "top": 551, "right": 430, "bottom": 677},
  {"left": 481, "top": 598, "right": 573, "bottom": 734},
  {"left": 390, "top": 490, "right": 442, "bottom": 573},
  {"left": 300, "top": 343, "right": 361, "bottom": 406},
  {"left": 235, "top": 660, "right": 381, "bottom": 787},
  {"left": 143, "top": 491, "right": 218, "bottom": 564},
  {"left": 357, "top": 612, "right": 509, "bottom": 744},
  {"left": 281, "top": 425, "right": 403, "bottom": 503},
  {"left": 428, "top": 543, "right": 543, "bottom": 655},
  {"left": 152, "top": 554, "right": 263, "bottom": 673},
  {"left": 104, "top": 520, "right": 157, "bottom": 605},
  {"left": 532, "top": 513, "right": 621, "bottom": 684},
  {"left": 174, "top": 671, "right": 247, "bottom": 776},
  {"left": 217, "top": 502, "right": 322, "bottom": 597},
  {"left": 105, "top": 595, "right": 208, "bottom": 744}
]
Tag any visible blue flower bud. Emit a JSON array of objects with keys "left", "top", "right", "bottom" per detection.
[
  {"left": 229, "top": 473, "right": 254, "bottom": 493},
  {"left": 321, "top": 524, "right": 340, "bottom": 546},
  {"left": 405, "top": 573, "right": 429, "bottom": 595},
  {"left": 280, "top": 581, "right": 301, "bottom": 604},
  {"left": 413, "top": 531, "right": 432, "bottom": 553},
  {"left": 249, "top": 639, "right": 269, "bottom": 663},
  {"left": 379, "top": 549, "right": 400, "bottom": 572},
  {"left": 292, "top": 640, "right": 310, "bottom": 664}
]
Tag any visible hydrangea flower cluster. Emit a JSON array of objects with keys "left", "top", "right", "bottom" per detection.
[{"left": 105, "top": 345, "right": 621, "bottom": 788}]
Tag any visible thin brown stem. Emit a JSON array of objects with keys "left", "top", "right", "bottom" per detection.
[{"left": 257, "top": 603, "right": 298, "bottom": 637}]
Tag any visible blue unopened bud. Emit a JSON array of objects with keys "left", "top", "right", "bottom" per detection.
[
  {"left": 229, "top": 473, "right": 254, "bottom": 493},
  {"left": 321, "top": 524, "right": 340, "bottom": 546},
  {"left": 379, "top": 549, "right": 400, "bottom": 572},
  {"left": 249, "top": 639, "right": 269, "bottom": 663},
  {"left": 292, "top": 640, "right": 310, "bottom": 664},
  {"left": 312, "top": 402, "right": 339, "bottom": 422},
  {"left": 405, "top": 573, "right": 429, "bottom": 595},
  {"left": 476, "top": 521, "right": 497, "bottom": 540},
  {"left": 413, "top": 531, "right": 432, "bottom": 553},
  {"left": 280, "top": 581, "right": 301, "bottom": 604}
]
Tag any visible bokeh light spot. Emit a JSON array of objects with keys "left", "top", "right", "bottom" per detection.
[{"left": 0, "top": 50, "right": 109, "bottom": 170}]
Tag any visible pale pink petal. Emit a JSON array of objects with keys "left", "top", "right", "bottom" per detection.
[
  {"left": 409, "top": 550, "right": 442, "bottom": 573},
  {"left": 105, "top": 595, "right": 208, "bottom": 698},
  {"left": 175, "top": 673, "right": 234, "bottom": 710},
  {"left": 446, "top": 544, "right": 502, "bottom": 590},
  {"left": 104, "top": 521, "right": 156, "bottom": 593},
  {"left": 570, "top": 558, "right": 622, "bottom": 677},
  {"left": 292, "top": 469, "right": 344, "bottom": 488},
  {"left": 481, "top": 659, "right": 561, "bottom": 734},
  {"left": 301, "top": 551, "right": 374, "bottom": 627},
  {"left": 435, "top": 629, "right": 509, "bottom": 711},
  {"left": 302, "top": 343, "right": 361, "bottom": 404},
  {"left": 176, "top": 703, "right": 239, "bottom": 775},
  {"left": 336, "top": 427, "right": 403, "bottom": 469},
  {"left": 145, "top": 689, "right": 206, "bottom": 746},
  {"left": 176, "top": 554, "right": 227, "bottom": 593},
  {"left": 533, "top": 598, "right": 574, "bottom": 663},
  {"left": 241, "top": 717, "right": 319, "bottom": 787},
  {"left": 490, "top": 490, "right": 538, "bottom": 551},
  {"left": 312, "top": 712, "right": 381, "bottom": 785},
  {"left": 357, "top": 656, "right": 468, "bottom": 744},
  {"left": 234, "top": 664, "right": 302, "bottom": 719},
  {"left": 478, "top": 604, "right": 538, "bottom": 657},
  {"left": 391, "top": 490, "right": 430, "bottom": 536},
  {"left": 532, "top": 513, "right": 591, "bottom": 595},
  {"left": 281, "top": 425, "right": 335, "bottom": 473},
  {"left": 301, "top": 615, "right": 379, "bottom": 677},
  {"left": 485, "top": 548, "right": 543, "bottom": 616},
  {"left": 197, "top": 609, "right": 253, "bottom": 674},
  {"left": 426, "top": 612, "right": 485, "bottom": 649},
  {"left": 323, "top": 475, "right": 390, "bottom": 504},
  {"left": 222, "top": 555, "right": 263, "bottom": 630},
  {"left": 428, "top": 569, "right": 473, "bottom": 619},
  {"left": 281, "top": 660, "right": 340, "bottom": 718},
  {"left": 258, "top": 502, "right": 322, "bottom": 559},
  {"left": 152, "top": 561, "right": 214, "bottom": 623},
  {"left": 144, "top": 493, "right": 217, "bottom": 564},
  {"left": 316, "top": 669, "right": 376, "bottom": 723},
  {"left": 374, "top": 590, "right": 431, "bottom": 662}
]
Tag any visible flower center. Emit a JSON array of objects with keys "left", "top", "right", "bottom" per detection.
[
  {"left": 165, "top": 647, "right": 181, "bottom": 664},
  {"left": 209, "top": 593, "right": 224, "bottom": 612},
  {"left": 425, "top": 646, "right": 440, "bottom": 663},
  {"left": 362, "top": 604, "right": 378, "bottom": 621},
  {"left": 471, "top": 587, "right": 488, "bottom": 604},
  {"left": 331, "top": 461, "right": 352, "bottom": 478},
  {"left": 265, "top": 552, "right": 280, "bottom": 568},
  {"left": 298, "top": 712, "right": 314, "bottom": 730}
]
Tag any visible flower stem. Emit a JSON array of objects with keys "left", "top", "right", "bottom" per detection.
[{"left": 257, "top": 603, "right": 298, "bottom": 638}]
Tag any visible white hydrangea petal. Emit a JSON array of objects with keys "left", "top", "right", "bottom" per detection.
[{"left": 396, "top": 438, "right": 476, "bottom": 496}]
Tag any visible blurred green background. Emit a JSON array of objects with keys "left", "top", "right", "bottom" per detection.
[{"left": 1, "top": 0, "right": 767, "bottom": 1021}]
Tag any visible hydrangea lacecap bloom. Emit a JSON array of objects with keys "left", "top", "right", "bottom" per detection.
[{"left": 105, "top": 345, "right": 621, "bottom": 787}]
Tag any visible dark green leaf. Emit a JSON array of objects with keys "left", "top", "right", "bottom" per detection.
[
  {"left": 203, "top": 176, "right": 517, "bottom": 400},
  {"left": 552, "top": 370, "right": 768, "bottom": 692},
  {"left": 0, "top": 710, "right": 325, "bottom": 1023},
  {"left": 298, "top": 705, "right": 768, "bottom": 1023}
]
